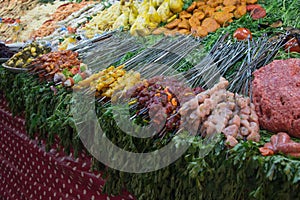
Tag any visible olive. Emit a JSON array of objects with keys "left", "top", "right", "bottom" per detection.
[
  {"left": 7, "top": 60, "right": 14, "bottom": 66},
  {"left": 15, "top": 52, "right": 22, "bottom": 57},
  {"left": 26, "top": 58, "right": 34, "bottom": 63},
  {"left": 24, "top": 50, "right": 31, "bottom": 56},
  {"left": 31, "top": 47, "right": 36, "bottom": 54},
  {"left": 15, "top": 59, "right": 24, "bottom": 67}
]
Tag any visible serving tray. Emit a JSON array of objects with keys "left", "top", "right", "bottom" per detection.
[{"left": 1, "top": 63, "right": 29, "bottom": 73}]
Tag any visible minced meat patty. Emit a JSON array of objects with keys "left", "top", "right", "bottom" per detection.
[{"left": 252, "top": 58, "right": 300, "bottom": 138}]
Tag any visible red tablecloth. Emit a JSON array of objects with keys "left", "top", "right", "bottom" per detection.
[{"left": 0, "top": 95, "right": 134, "bottom": 200}]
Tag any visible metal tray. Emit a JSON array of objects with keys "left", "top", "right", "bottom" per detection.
[{"left": 1, "top": 63, "right": 28, "bottom": 73}]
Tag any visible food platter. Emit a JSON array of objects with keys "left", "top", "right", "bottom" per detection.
[{"left": 1, "top": 63, "right": 29, "bottom": 73}]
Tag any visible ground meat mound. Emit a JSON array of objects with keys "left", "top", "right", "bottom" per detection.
[{"left": 252, "top": 58, "right": 300, "bottom": 138}]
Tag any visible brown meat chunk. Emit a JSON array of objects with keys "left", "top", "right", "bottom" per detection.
[
  {"left": 223, "top": 0, "right": 239, "bottom": 6},
  {"left": 207, "top": 0, "right": 220, "bottom": 7},
  {"left": 193, "top": 8, "right": 204, "bottom": 14},
  {"left": 152, "top": 27, "right": 168, "bottom": 35},
  {"left": 213, "top": 11, "right": 233, "bottom": 25},
  {"left": 195, "top": 26, "right": 208, "bottom": 37},
  {"left": 178, "top": 18, "right": 191, "bottom": 30},
  {"left": 163, "top": 28, "right": 180, "bottom": 36},
  {"left": 178, "top": 29, "right": 190, "bottom": 35},
  {"left": 234, "top": 5, "right": 247, "bottom": 18},
  {"left": 246, "top": 0, "right": 257, "bottom": 3},
  {"left": 197, "top": 5, "right": 210, "bottom": 12},
  {"left": 196, "top": 1, "right": 206, "bottom": 7},
  {"left": 165, "top": 19, "right": 182, "bottom": 29},
  {"left": 189, "top": 16, "right": 201, "bottom": 28},
  {"left": 221, "top": 6, "right": 236, "bottom": 12},
  {"left": 201, "top": 18, "right": 220, "bottom": 33},
  {"left": 215, "top": 6, "right": 223, "bottom": 11},
  {"left": 252, "top": 58, "right": 300, "bottom": 138},
  {"left": 187, "top": 1, "right": 197, "bottom": 12},
  {"left": 179, "top": 11, "right": 192, "bottom": 19},
  {"left": 203, "top": 6, "right": 215, "bottom": 17},
  {"left": 193, "top": 11, "right": 205, "bottom": 20}
]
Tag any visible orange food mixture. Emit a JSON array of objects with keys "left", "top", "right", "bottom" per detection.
[
  {"left": 153, "top": 0, "right": 258, "bottom": 37},
  {"left": 30, "top": 1, "right": 92, "bottom": 39}
]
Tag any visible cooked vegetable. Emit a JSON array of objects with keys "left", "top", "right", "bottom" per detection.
[
  {"left": 5, "top": 42, "right": 51, "bottom": 68},
  {"left": 74, "top": 65, "right": 141, "bottom": 99}
]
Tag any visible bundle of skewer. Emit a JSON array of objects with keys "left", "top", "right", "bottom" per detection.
[{"left": 104, "top": 33, "right": 286, "bottom": 141}]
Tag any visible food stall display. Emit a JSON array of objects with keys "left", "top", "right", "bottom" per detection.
[{"left": 0, "top": 0, "right": 300, "bottom": 199}]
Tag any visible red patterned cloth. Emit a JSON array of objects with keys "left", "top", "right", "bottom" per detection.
[{"left": 0, "top": 95, "right": 134, "bottom": 200}]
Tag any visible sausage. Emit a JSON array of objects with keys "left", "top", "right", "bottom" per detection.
[
  {"left": 277, "top": 142, "right": 300, "bottom": 153},
  {"left": 270, "top": 134, "right": 279, "bottom": 148},
  {"left": 287, "top": 152, "right": 300, "bottom": 157},
  {"left": 259, "top": 147, "right": 274, "bottom": 156},
  {"left": 260, "top": 132, "right": 300, "bottom": 156},
  {"left": 277, "top": 132, "right": 291, "bottom": 144}
]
